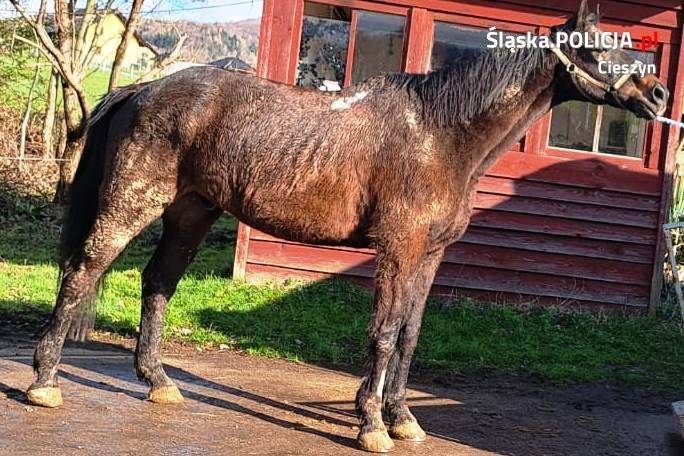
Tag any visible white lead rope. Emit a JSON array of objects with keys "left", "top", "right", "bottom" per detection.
[{"left": 656, "top": 116, "right": 684, "bottom": 130}]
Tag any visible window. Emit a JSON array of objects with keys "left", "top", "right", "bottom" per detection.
[
  {"left": 296, "top": 5, "right": 405, "bottom": 90},
  {"left": 350, "top": 12, "right": 405, "bottom": 84},
  {"left": 296, "top": 5, "right": 351, "bottom": 90},
  {"left": 548, "top": 51, "right": 656, "bottom": 158},
  {"left": 430, "top": 22, "right": 523, "bottom": 150},
  {"left": 430, "top": 22, "right": 490, "bottom": 71}
]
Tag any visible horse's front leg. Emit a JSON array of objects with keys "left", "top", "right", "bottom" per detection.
[
  {"left": 355, "top": 239, "right": 428, "bottom": 453},
  {"left": 382, "top": 248, "right": 444, "bottom": 442},
  {"left": 136, "top": 195, "right": 221, "bottom": 403}
]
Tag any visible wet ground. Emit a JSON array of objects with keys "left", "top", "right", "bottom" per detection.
[{"left": 1, "top": 332, "right": 683, "bottom": 456}]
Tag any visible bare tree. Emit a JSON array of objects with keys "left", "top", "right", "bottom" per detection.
[
  {"left": 8, "top": 0, "right": 130, "bottom": 196},
  {"left": 136, "top": 32, "right": 187, "bottom": 82}
]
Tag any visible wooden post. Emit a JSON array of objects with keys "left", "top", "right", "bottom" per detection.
[
  {"left": 234, "top": 0, "right": 304, "bottom": 280},
  {"left": 233, "top": 223, "right": 251, "bottom": 280},
  {"left": 648, "top": 19, "right": 684, "bottom": 315},
  {"left": 402, "top": 8, "right": 433, "bottom": 73}
]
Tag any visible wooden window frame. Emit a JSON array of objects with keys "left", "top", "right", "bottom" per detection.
[
  {"left": 542, "top": 45, "right": 666, "bottom": 171},
  {"left": 290, "top": 1, "right": 678, "bottom": 174}
]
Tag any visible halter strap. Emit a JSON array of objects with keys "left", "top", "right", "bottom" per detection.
[{"left": 549, "top": 46, "right": 632, "bottom": 92}]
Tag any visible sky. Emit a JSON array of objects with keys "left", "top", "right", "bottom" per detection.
[{"left": 2, "top": 0, "right": 263, "bottom": 23}]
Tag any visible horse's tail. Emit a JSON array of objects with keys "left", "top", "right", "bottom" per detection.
[{"left": 61, "top": 84, "right": 145, "bottom": 341}]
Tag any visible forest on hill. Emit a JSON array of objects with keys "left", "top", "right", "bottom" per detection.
[{"left": 138, "top": 18, "right": 260, "bottom": 66}]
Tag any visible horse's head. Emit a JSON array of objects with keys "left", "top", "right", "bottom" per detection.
[{"left": 550, "top": 0, "right": 668, "bottom": 119}]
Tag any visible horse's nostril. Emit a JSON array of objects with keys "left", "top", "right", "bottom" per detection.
[{"left": 652, "top": 84, "right": 668, "bottom": 104}]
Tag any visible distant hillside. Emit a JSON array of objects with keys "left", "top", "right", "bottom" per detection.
[{"left": 138, "top": 18, "right": 260, "bottom": 66}]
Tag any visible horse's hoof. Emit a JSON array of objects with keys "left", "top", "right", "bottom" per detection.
[
  {"left": 389, "top": 420, "right": 427, "bottom": 442},
  {"left": 26, "top": 386, "right": 63, "bottom": 408},
  {"left": 358, "top": 430, "right": 395, "bottom": 453},
  {"left": 148, "top": 385, "right": 184, "bottom": 404}
]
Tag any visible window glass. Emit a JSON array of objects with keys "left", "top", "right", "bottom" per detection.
[
  {"left": 351, "top": 12, "right": 405, "bottom": 84},
  {"left": 431, "top": 22, "right": 489, "bottom": 71},
  {"left": 549, "top": 101, "right": 598, "bottom": 151},
  {"left": 548, "top": 51, "right": 656, "bottom": 158},
  {"left": 297, "top": 4, "right": 351, "bottom": 90}
]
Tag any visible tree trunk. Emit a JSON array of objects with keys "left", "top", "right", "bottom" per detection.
[
  {"left": 42, "top": 70, "right": 58, "bottom": 157},
  {"left": 109, "top": 0, "right": 144, "bottom": 91},
  {"left": 54, "top": 83, "right": 85, "bottom": 201},
  {"left": 19, "top": 56, "right": 41, "bottom": 158}
]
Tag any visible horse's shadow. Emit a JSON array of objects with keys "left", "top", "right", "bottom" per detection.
[
  {"left": 1, "top": 340, "right": 359, "bottom": 450},
  {"left": 3, "top": 335, "right": 682, "bottom": 456}
]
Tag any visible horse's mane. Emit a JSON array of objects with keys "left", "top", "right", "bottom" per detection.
[{"left": 385, "top": 46, "right": 550, "bottom": 127}]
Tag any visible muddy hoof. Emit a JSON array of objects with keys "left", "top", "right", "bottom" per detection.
[
  {"left": 26, "top": 386, "right": 63, "bottom": 408},
  {"left": 358, "top": 430, "right": 395, "bottom": 453},
  {"left": 389, "top": 420, "right": 426, "bottom": 442},
  {"left": 148, "top": 385, "right": 184, "bottom": 404}
]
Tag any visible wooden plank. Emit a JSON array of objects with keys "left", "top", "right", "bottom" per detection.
[
  {"left": 432, "top": 263, "right": 649, "bottom": 307},
  {"left": 247, "top": 234, "right": 651, "bottom": 284},
  {"left": 460, "top": 227, "right": 654, "bottom": 265},
  {"left": 442, "top": 243, "right": 653, "bottom": 285},
  {"left": 246, "top": 242, "right": 649, "bottom": 306},
  {"left": 343, "top": 10, "right": 359, "bottom": 88},
  {"left": 313, "top": 0, "right": 408, "bottom": 16},
  {"left": 370, "top": 0, "right": 680, "bottom": 38},
  {"left": 474, "top": 192, "right": 658, "bottom": 228},
  {"left": 469, "top": 210, "right": 656, "bottom": 244},
  {"left": 487, "top": 152, "right": 662, "bottom": 196},
  {"left": 477, "top": 176, "right": 660, "bottom": 211},
  {"left": 256, "top": 0, "right": 275, "bottom": 79},
  {"left": 260, "top": 0, "right": 304, "bottom": 84},
  {"left": 248, "top": 225, "right": 655, "bottom": 264},
  {"left": 233, "top": 223, "right": 251, "bottom": 280},
  {"left": 247, "top": 239, "right": 376, "bottom": 275},
  {"left": 244, "top": 263, "right": 647, "bottom": 313},
  {"left": 644, "top": 42, "right": 671, "bottom": 170},
  {"left": 494, "top": 0, "right": 679, "bottom": 28},
  {"left": 402, "top": 8, "right": 433, "bottom": 73}
]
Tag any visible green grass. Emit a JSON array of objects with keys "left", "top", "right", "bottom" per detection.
[
  {"left": 0, "top": 53, "right": 138, "bottom": 114},
  {"left": 1, "top": 196, "right": 684, "bottom": 389}
]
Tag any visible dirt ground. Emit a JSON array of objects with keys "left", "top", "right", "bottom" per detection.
[{"left": 1, "top": 331, "right": 683, "bottom": 456}]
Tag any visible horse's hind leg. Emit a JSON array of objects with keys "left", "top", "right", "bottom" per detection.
[
  {"left": 382, "top": 248, "right": 444, "bottom": 442},
  {"left": 28, "top": 169, "right": 174, "bottom": 408},
  {"left": 136, "top": 193, "right": 221, "bottom": 404}
]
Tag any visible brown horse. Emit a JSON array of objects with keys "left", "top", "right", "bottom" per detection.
[{"left": 27, "top": 1, "right": 668, "bottom": 452}]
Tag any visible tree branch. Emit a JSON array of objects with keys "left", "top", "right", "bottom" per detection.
[
  {"left": 8, "top": 0, "right": 90, "bottom": 122},
  {"left": 109, "top": 0, "right": 145, "bottom": 91}
]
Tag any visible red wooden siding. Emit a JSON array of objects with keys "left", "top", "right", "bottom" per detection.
[
  {"left": 243, "top": 167, "right": 658, "bottom": 310},
  {"left": 236, "top": 0, "right": 684, "bottom": 313}
]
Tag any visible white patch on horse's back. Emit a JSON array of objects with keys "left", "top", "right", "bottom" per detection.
[
  {"left": 331, "top": 91, "right": 368, "bottom": 111},
  {"left": 404, "top": 109, "right": 418, "bottom": 129},
  {"left": 502, "top": 84, "right": 522, "bottom": 101}
]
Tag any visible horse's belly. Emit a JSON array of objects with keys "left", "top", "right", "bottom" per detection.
[{"left": 233, "top": 187, "right": 369, "bottom": 247}]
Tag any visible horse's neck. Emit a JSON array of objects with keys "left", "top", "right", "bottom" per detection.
[
  {"left": 457, "top": 66, "right": 557, "bottom": 182},
  {"left": 472, "top": 81, "right": 555, "bottom": 181}
]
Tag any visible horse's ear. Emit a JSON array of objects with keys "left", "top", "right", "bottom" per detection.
[{"left": 576, "top": 0, "right": 589, "bottom": 28}]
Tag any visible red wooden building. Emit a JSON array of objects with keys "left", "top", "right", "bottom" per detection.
[{"left": 233, "top": 0, "right": 684, "bottom": 313}]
